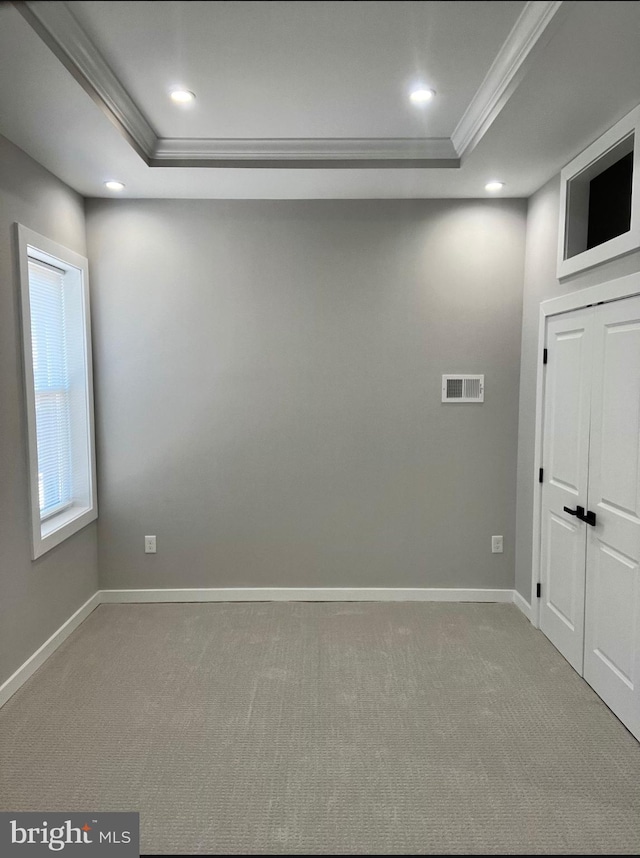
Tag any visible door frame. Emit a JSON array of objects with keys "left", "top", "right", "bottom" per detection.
[{"left": 530, "top": 270, "right": 640, "bottom": 628}]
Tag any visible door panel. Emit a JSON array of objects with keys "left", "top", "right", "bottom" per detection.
[
  {"left": 539, "top": 308, "right": 593, "bottom": 672},
  {"left": 546, "top": 513, "right": 581, "bottom": 629},
  {"left": 584, "top": 296, "right": 640, "bottom": 739},
  {"left": 590, "top": 543, "right": 636, "bottom": 686}
]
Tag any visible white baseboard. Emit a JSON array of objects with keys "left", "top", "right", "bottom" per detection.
[
  {"left": 0, "top": 591, "right": 101, "bottom": 708},
  {"left": 99, "top": 587, "right": 515, "bottom": 603},
  {"left": 1, "top": 586, "right": 526, "bottom": 709},
  {"left": 512, "top": 589, "right": 533, "bottom": 621}
]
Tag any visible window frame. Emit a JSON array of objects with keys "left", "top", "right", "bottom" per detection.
[
  {"left": 16, "top": 224, "right": 98, "bottom": 559},
  {"left": 557, "top": 104, "right": 640, "bottom": 279}
]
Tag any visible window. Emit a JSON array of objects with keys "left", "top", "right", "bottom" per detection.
[
  {"left": 557, "top": 103, "right": 640, "bottom": 279},
  {"left": 17, "top": 225, "right": 97, "bottom": 559}
]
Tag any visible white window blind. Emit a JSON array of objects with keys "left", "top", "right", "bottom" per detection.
[{"left": 28, "top": 259, "right": 73, "bottom": 519}]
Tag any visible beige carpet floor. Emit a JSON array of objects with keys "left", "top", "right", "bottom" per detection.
[{"left": 0, "top": 602, "right": 639, "bottom": 855}]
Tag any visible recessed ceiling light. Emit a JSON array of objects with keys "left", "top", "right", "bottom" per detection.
[
  {"left": 409, "top": 88, "right": 435, "bottom": 105},
  {"left": 170, "top": 89, "right": 196, "bottom": 104},
  {"left": 485, "top": 181, "right": 505, "bottom": 192},
  {"left": 104, "top": 180, "right": 125, "bottom": 192}
]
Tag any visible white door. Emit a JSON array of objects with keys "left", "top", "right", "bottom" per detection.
[
  {"left": 539, "top": 308, "right": 594, "bottom": 672},
  {"left": 583, "top": 295, "right": 640, "bottom": 739}
]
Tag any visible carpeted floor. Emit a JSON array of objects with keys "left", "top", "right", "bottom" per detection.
[{"left": 0, "top": 602, "right": 639, "bottom": 854}]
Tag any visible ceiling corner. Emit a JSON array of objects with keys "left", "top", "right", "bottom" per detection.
[
  {"left": 452, "top": 0, "right": 567, "bottom": 159},
  {"left": 13, "top": 0, "right": 157, "bottom": 161}
]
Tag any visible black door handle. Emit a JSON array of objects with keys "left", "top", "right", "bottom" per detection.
[
  {"left": 564, "top": 505, "right": 585, "bottom": 518},
  {"left": 563, "top": 505, "right": 596, "bottom": 526}
]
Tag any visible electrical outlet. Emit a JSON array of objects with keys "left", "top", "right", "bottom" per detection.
[
  {"left": 144, "top": 535, "right": 156, "bottom": 554},
  {"left": 491, "top": 535, "right": 503, "bottom": 554}
]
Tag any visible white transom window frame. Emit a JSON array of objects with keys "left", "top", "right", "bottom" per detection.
[
  {"left": 557, "top": 104, "right": 640, "bottom": 280},
  {"left": 16, "top": 224, "right": 97, "bottom": 559}
]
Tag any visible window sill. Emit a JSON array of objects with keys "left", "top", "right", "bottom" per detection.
[{"left": 34, "top": 503, "right": 97, "bottom": 559}]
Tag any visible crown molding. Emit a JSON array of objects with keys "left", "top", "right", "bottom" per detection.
[
  {"left": 151, "top": 137, "right": 459, "bottom": 168},
  {"left": 15, "top": 0, "right": 564, "bottom": 170},
  {"left": 452, "top": 0, "right": 567, "bottom": 158},
  {"left": 12, "top": 0, "right": 458, "bottom": 170},
  {"left": 14, "top": 0, "right": 157, "bottom": 160}
]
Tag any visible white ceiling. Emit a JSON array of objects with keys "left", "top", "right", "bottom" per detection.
[
  {"left": 0, "top": 1, "right": 639, "bottom": 199},
  {"left": 67, "top": 0, "right": 524, "bottom": 140}
]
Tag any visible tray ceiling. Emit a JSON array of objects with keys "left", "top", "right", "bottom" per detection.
[{"left": 1, "top": 1, "right": 640, "bottom": 198}]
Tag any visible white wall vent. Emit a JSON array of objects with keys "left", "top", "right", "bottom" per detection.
[{"left": 442, "top": 374, "right": 484, "bottom": 403}]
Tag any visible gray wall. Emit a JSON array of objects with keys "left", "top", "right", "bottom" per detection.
[
  {"left": 514, "top": 175, "right": 640, "bottom": 601},
  {"left": 0, "top": 134, "right": 98, "bottom": 686},
  {"left": 87, "top": 198, "right": 526, "bottom": 591}
]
